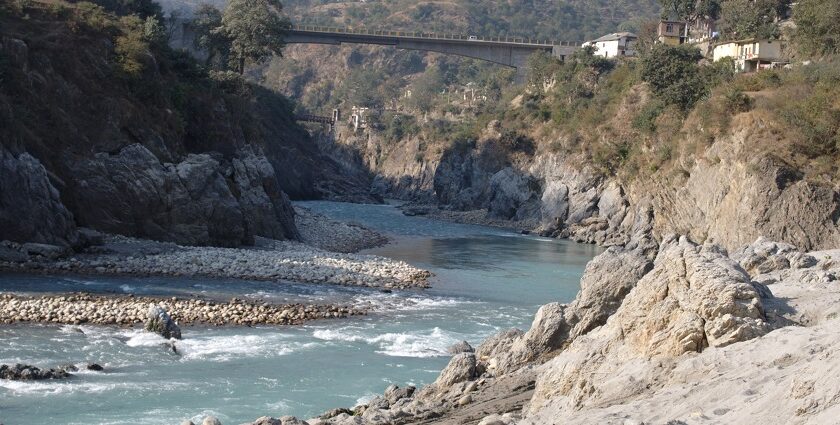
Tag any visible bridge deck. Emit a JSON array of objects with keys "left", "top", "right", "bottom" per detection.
[{"left": 288, "top": 25, "right": 576, "bottom": 48}]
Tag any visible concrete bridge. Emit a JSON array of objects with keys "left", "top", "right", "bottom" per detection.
[
  {"left": 294, "top": 109, "right": 340, "bottom": 132},
  {"left": 286, "top": 25, "right": 578, "bottom": 76}
]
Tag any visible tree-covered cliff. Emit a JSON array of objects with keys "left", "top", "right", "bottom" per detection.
[{"left": 0, "top": 0, "right": 373, "bottom": 248}]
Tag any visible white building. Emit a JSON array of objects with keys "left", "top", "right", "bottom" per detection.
[
  {"left": 712, "top": 38, "right": 786, "bottom": 72},
  {"left": 582, "top": 32, "right": 638, "bottom": 58}
]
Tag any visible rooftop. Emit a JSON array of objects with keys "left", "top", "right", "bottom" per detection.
[{"left": 588, "top": 32, "right": 637, "bottom": 43}]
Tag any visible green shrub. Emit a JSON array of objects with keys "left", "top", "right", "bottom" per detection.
[
  {"left": 71, "top": 2, "right": 113, "bottom": 33},
  {"left": 209, "top": 70, "right": 250, "bottom": 97},
  {"left": 632, "top": 100, "right": 664, "bottom": 133},
  {"left": 779, "top": 81, "right": 840, "bottom": 158},
  {"left": 383, "top": 113, "right": 420, "bottom": 142},
  {"left": 640, "top": 44, "right": 706, "bottom": 112},
  {"left": 498, "top": 129, "right": 535, "bottom": 155},
  {"left": 791, "top": 0, "right": 840, "bottom": 56},
  {"left": 722, "top": 87, "right": 752, "bottom": 114},
  {"left": 733, "top": 70, "right": 782, "bottom": 91},
  {"left": 115, "top": 16, "right": 150, "bottom": 78}
]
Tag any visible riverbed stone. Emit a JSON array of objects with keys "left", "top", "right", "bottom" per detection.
[
  {"left": 384, "top": 384, "right": 416, "bottom": 404},
  {"left": 0, "top": 363, "right": 71, "bottom": 380},
  {"left": 434, "top": 353, "right": 476, "bottom": 388},
  {"left": 144, "top": 305, "right": 182, "bottom": 339},
  {"left": 447, "top": 340, "right": 474, "bottom": 354},
  {"left": 202, "top": 416, "right": 222, "bottom": 425}
]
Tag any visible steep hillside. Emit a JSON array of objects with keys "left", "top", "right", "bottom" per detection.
[
  {"left": 258, "top": 0, "right": 660, "bottom": 118},
  {"left": 0, "top": 0, "right": 373, "bottom": 248},
  {"left": 283, "top": 0, "right": 660, "bottom": 42},
  {"left": 316, "top": 50, "right": 840, "bottom": 251}
]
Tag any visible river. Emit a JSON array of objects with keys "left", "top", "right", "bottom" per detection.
[{"left": 0, "top": 201, "right": 600, "bottom": 425}]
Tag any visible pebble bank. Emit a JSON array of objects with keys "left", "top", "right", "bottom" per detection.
[{"left": 0, "top": 293, "right": 366, "bottom": 326}]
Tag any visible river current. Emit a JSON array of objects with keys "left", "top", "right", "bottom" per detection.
[{"left": 0, "top": 201, "right": 600, "bottom": 424}]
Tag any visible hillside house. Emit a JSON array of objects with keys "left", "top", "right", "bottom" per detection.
[
  {"left": 581, "top": 32, "right": 638, "bottom": 58},
  {"left": 658, "top": 20, "right": 687, "bottom": 45},
  {"left": 687, "top": 18, "right": 718, "bottom": 43},
  {"left": 349, "top": 106, "right": 370, "bottom": 132},
  {"left": 713, "top": 38, "right": 786, "bottom": 72}
]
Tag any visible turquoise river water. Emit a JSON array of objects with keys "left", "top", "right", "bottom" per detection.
[{"left": 0, "top": 201, "right": 601, "bottom": 425}]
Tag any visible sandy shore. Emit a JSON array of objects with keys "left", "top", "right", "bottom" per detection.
[{"left": 0, "top": 292, "right": 366, "bottom": 326}]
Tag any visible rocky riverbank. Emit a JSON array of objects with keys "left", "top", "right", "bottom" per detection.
[
  {"left": 399, "top": 204, "right": 534, "bottom": 232},
  {"left": 294, "top": 206, "right": 390, "bottom": 253},
  {"left": 240, "top": 236, "right": 840, "bottom": 425},
  {"left": 0, "top": 293, "right": 365, "bottom": 326},
  {"left": 0, "top": 234, "right": 431, "bottom": 289}
]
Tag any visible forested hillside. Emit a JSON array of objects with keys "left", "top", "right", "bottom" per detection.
[{"left": 284, "top": 0, "right": 661, "bottom": 42}]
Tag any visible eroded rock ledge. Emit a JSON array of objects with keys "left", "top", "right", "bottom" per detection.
[{"left": 237, "top": 235, "right": 839, "bottom": 425}]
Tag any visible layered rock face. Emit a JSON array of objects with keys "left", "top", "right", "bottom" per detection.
[
  {"left": 0, "top": 148, "right": 78, "bottom": 247},
  {"left": 65, "top": 144, "right": 298, "bottom": 247},
  {"left": 332, "top": 113, "right": 840, "bottom": 252},
  {"left": 640, "top": 117, "right": 840, "bottom": 252}
]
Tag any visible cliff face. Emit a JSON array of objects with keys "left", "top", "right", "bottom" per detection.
[
  {"left": 0, "top": 4, "right": 372, "bottom": 248},
  {"left": 0, "top": 148, "right": 79, "bottom": 247},
  {"left": 637, "top": 114, "right": 840, "bottom": 252},
  {"left": 328, "top": 104, "right": 840, "bottom": 251}
]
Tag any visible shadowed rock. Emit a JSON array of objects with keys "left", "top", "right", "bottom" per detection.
[{"left": 144, "top": 305, "right": 182, "bottom": 339}]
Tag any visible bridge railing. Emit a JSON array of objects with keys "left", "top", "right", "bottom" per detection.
[{"left": 290, "top": 25, "right": 576, "bottom": 46}]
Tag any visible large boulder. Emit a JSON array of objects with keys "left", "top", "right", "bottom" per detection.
[
  {"left": 231, "top": 146, "right": 300, "bottom": 241},
  {"left": 144, "top": 305, "right": 182, "bottom": 339},
  {"left": 447, "top": 340, "right": 474, "bottom": 354},
  {"left": 0, "top": 148, "right": 78, "bottom": 247},
  {"left": 564, "top": 235, "right": 657, "bottom": 338},
  {"left": 434, "top": 353, "right": 476, "bottom": 388}
]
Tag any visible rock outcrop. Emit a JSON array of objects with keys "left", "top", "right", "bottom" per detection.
[
  {"left": 478, "top": 234, "right": 657, "bottom": 375},
  {"left": 0, "top": 147, "right": 78, "bottom": 247},
  {"left": 144, "top": 305, "right": 182, "bottom": 339},
  {"left": 0, "top": 363, "right": 72, "bottom": 380},
  {"left": 66, "top": 144, "right": 299, "bottom": 247},
  {"left": 732, "top": 236, "right": 819, "bottom": 275},
  {"left": 1, "top": 16, "right": 380, "bottom": 250},
  {"left": 527, "top": 235, "right": 770, "bottom": 413},
  {"left": 263, "top": 238, "right": 840, "bottom": 425}
]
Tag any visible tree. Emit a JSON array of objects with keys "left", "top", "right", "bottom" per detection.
[
  {"left": 659, "top": 0, "right": 721, "bottom": 21},
  {"left": 407, "top": 67, "right": 444, "bottom": 113},
  {"left": 792, "top": 0, "right": 840, "bottom": 56},
  {"left": 526, "top": 51, "right": 562, "bottom": 96},
  {"left": 142, "top": 16, "right": 167, "bottom": 46},
  {"left": 719, "top": 0, "right": 785, "bottom": 40},
  {"left": 95, "top": 0, "right": 162, "bottom": 19},
  {"left": 640, "top": 44, "right": 706, "bottom": 111},
  {"left": 192, "top": 4, "right": 230, "bottom": 70},
  {"left": 222, "top": 0, "right": 291, "bottom": 74}
]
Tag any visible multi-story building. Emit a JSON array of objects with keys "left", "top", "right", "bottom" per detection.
[{"left": 712, "top": 38, "right": 786, "bottom": 72}]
